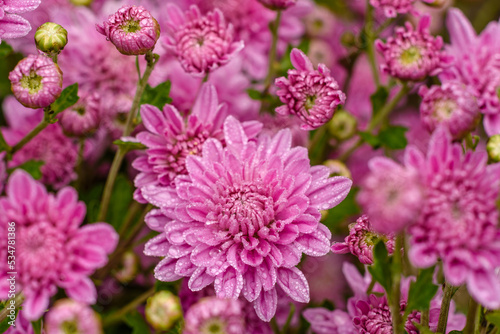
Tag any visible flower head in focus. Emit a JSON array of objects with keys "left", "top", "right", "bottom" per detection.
[
  {"left": 0, "top": 0, "right": 41, "bottom": 43},
  {"left": 163, "top": 4, "right": 244, "bottom": 76},
  {"left": 0, "top": 171, "right": 118, "bottom": 320},
  {"left": 96, "top": 5, "right": 160, "bottom": 55},
  {"left": 45, "top": 299, "right": 102, "bottom": 334},
  {"left": 9, "top": 54, "right": 62, "bottom": 109},
  {"left": 184, "top": 297, "right": 245, "bottom": 334},
  {"left": 275, "top": 48, "right": 346, "bottom": 130},
  {"left": 142, "top": 116, "right": 352, "bottom": 321},
  {"left": 376, "top": 15, "right": 452, "bottom": 81}
]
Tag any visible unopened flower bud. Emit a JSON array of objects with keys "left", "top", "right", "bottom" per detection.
[
  {"left": 487, "top": 135, "right": 500, "bottom": 162},
  {"left": 257, "top": 0, "right": 297, "bottom": 10},
  {"left": 70, "top": 0, "right": 94, "bottom": 5},
  {"left": 35, "top": 22, "right": 68, "bottom": 54},
  {"left": 145, "top": 291, "right": 183, "bottom": 331},
  {"left": 114, "top": 251, "right": 139, "bottom": 283},
  {"left": 46, "top": 299, "right": 102, "bottom": 334},
  {"left": 96, "top": 5, "right": 160, "bottom": 56},
  {"left": 324, "top": 160, "right": 352, "bottom": 179},
  {"left": 327, "top": 110, "right": 357, "bottom": 140},
  {"left": 9, "top": 54, "right": 63, "bottom": 109}
]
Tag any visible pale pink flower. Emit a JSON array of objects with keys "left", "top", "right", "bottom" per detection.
[
  {"left": 0, "top": 0, "right": 41, "bottom": 43},
  {"left": 184, "top": 297, "right": 245, "bottom": 334},
  {"left": 142, "top": 116, "right": 352, "bottom": 321},
  {"left": 376, "top": 15, "right": 452, "bottom": 81},
  {"left": 45, "top": 299, "right": 102, "bottom": 334},
  {"left": 408, "top": 127, "right": 500, "bottom": 309},
  {"left": 257, "top": 0, "right": 297, "bottom": 10},
  {"left": 58, "top": 92, "right": 101, "bottom": 137},
  {"left": 96, "top": 5, "right": 160, "bottom": 55},
  {"left": 370, "top": 0, "right": 416, "bottom": 18},
  {"left": 276, "top": 48, "right": 346, "bottom": 130},
  {"left": 419, "top": 82, "right": 480, "bottom": 139},
  {"left": 0, "top": 171, "right": 118, "bottom": 320},
  {"left": 163, "top": 4, "right": 244, "bottom": 76},
  {"left": 9, "top": 54, "right": 63, "bottom": 109}
]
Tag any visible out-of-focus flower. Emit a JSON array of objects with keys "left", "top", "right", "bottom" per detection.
[
  {"left": 276, "top": 48, "right": 346, "bottom": 130},
  {"left": 258, "top": 113, "right": 309, "bottom": 147},
  {"left": 0, "top": 171, "right": 118, "bottom": 320},
  {"left": 487, "top": 134, "right": 500, "bottom": 162},
  {"left": 323, "top": 160, "right": 351, "bottom": 179},
  {"left": 257, "top": 0, "right": 297, "bottom": 10},
  {"left": 370, "top": 0, "right": 415, "bottom": 18},
  {"left": 59, "top": 92, "right": 101, "bottom": 137},
  {"left": 96, "top": 5, "right": 160, "bottom": 55},
  {"left": 331, "top": 215, "right": 395, "bottom": 264},
  {"left": 376, "top": 15, "right": 452, "bottom": 81},
  {"left": 163, "top": 4, "right": 244, "bottom": 76},
  {"left": 184, "top": 297, "right": 245, "bottom": 334},
  {"left": 357, "top": 153, "right": 424, "bottom": 234},
  {"left": 0, "top": 152, "right": 6, "bottom": 194},
  {"left": 408, "top": 127, "right": 500, "bottom": 309},
  {"left": 34, "top": 22, "right": 68, "bottom": 54},
  {"left": 327, "top": 110, "right": 357, "bottom": 141},
  {"left": 0, "top": 0, "right": 41, "bottom": 43},
  {"left": 145, "top": 291, "right": 183, "bottom": 331},
  {"left": 45, "top": 299, "right": 102, "bottom": 334},
  {"left": 9, "top": 55, "right": 63, "bottom": 109},
  {"left": 114, "top": 251, "right": 139, "bottom": 283},
  {"left": 304, "top": 308, "right": 356, "bottom": 334},
  {"left": 142, "top": 116, "right": 352, "bottom": 321},
  {"left": 419, "top": 82, "right": 479, "bottom": 139},
  {"left": 5, "top": 310, "right": 42, "bottom": 334}
]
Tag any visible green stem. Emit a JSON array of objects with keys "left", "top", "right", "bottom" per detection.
[
  {"left": 421, "top": 308, "right": 430, "bottom": 329},
  {"left": 464, "top": 297, "right": 479, "bottom": 334},
  {"left": 118, "top": 201, "right": 144, "bottom": 237},
  {"left": 11, "top": 107, "right": 52, "bottom": 155},
  {"left": 263, "top": 10, "right": 282, "bottom": 95},
  {"left": 75, "top": 137, "right": 85, "bottom": 191},
  {"left": 390, "top": 234, "right": 404, "bottom": 334},
  {"left": 270, "top": 317, "right": 281, "bottom": 334},
  {"left": 0, "top": 129, "right": 11, "bottom": 153},
  {"left": 281, "top": 303, "right": 296, "bottom": 334},
  {"left": 0, "top": 292, "right": 24, "bottom": 323},
  {"left": 102, "top": 287, "right": 156, "bottom": 327},
  {"left": 364, "top": 0, "right": 380, "bottom": 87},
  {"left": 436, "top": 281, "right": 454, "bottom": 333},
  {"left": 97, "top": 51, "right": 157, "bottom": 222}
]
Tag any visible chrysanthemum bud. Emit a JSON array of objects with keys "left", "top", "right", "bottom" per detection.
[
  {"left": 145, "top": 291, "right": 183, "bottom": 331},
  {"left": 9, "top": 54, "right": 63, "bottom": 109},
  {"left": 328, "top": 110, "right": 357, "bottom": 140},
  {"left": 324, "top": 160, "right": 352, "bottom": 179},
  {"left": 34, "top": 22, "right": 68, "bottom": 54},
  {"left": 45, "top": 299, "right": 102, "bottom": 334},
  {"left": 114, "top": 251, "right": 139, "bottom": 283},
  {"left": 257, "top": 0, "right": 297, "bottom": 10},
  {"left": 487, "top": 135, "right": 500, "bottom": 162},
  {"left": 96, "top": 5, "right": 160, "bottom": 56}
]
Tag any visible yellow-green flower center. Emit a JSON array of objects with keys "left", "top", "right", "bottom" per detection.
[
  {"left": 305, "top": 95, "right": 317, "bottom": 111},
  {"left": 434, "top": 99, "right": 457, "bottom": 120},
  {"left": 201, "top": 317, "right": 226, "bottom": 334},
  {"left": 121, "top": 20, "right": 141, "bottom": 33},
  {"left": 61, "top": 320, "right": 79, "bottom": 334},
  {"left": 20, "top": 71, "right": 43, "bottom": 94},
  {"left": 400, "top": 46, "right": 421, "bottom": 66}
]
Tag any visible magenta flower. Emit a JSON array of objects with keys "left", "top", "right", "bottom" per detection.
[
  {"left": 142, "top": 116, "right": 352, "bottom": 321},
  {"left": 163, "top": 4, "right": 244, "bottom": 76},
  {"left": 303, "top": 308, "right": 356, "bottom": 334},
  {"left": 331, "top": 215, "right": 395, "bottom": 265},
  {"left": 0, "top": 152, "right": 6, "bottom": 194},
  {"left": 357, "top": 154, "right": 424, "bottom": 235},
  {"left": 58, "top": 92, "right": 101, "bottom": 137},
  {"left": 441, "top": 8, "right": 500, "bottom": 136},
  {"left": 96, "top": 5, "right": 160, "bottom": 55},
  {"left": 419, "top": 82, "right": 480, "bottom": 139},
  {"left": 408, "top": 127, "right": 500, "bottom": 309},
  {"left": 0, "top": 0, "right": 41, "bottom": 43},
  {"left": 257, "top": 0, "right": 297, "bottom": 10},
  {"left": 375, "top": 15, "right": 452, "bottom": 81},
  {"left": 184, "top": 297, "right": 245, "bottom": 334},
  {"left": 9, "top": 54, "right": 63, "bottom": 109},
  {"left": 132, "top": 83, "right": 262, "bottom": 203},
  {"left": 0, "top": 170, "right": 118, "bottom": 320},
  {"left": 45, "top": 299, "right": 102, "bottom": 334},
  {"left": 275, "top": 48, "right": 346, "bottom": 130},
  {"left": 370, "top": 0, "right": 416, "bottom": 18},
  {"left": 5, "top": 310, "right": 40, "bottom": 334}
]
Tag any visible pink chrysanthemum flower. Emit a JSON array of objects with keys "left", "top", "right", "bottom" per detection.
[
  {"left": 0, "top": 171, "right": 118, "bottom": 320},
  {"left": 331, "top": 215, "right": 395, "bottom": 265},
  {"left": 370, "top": 0, "right": 415, "bottom": 18},
  {"left": 9, "top": 54, "right": 63, "bottom": 109},
  {"left": 257, "top": 0, "right": 297, "bottom": 10},
  {"left": 375, "top": 15, "right": 452, "bottom": 81},
  {"left": 163, "top": 4, "right": 244, "bottom": 76},
  {"left": 96, "top": 5, "right": 160, "bottom": 56},
  {"left": 45, "top": 299, "right": 102, "bottom": 334},
  {"left": 142, "top": 116, "right": 352, "bottom": 321},
  {"left": 184, "top": 297, "right": 245, "bottom": 334},
  {"left": 59, "top": 92, "right": 101, "bottom": 137},
  {"left": 441, "top": 8, "right": 500, "bottom": 136},
  {"left": 0, "top": 152, "right": 6, "bottom": 194},
  {"left": 357, "top": 154, "right": 424, "bottom": 234},
  {"left": 132, "top": 83, "right": 262, "bottom": 203},
  {"left": 0, "top": 0, "right": 41, "bottom": 43},
  {"left": 419, "top": 82, "right": 480, "bottom": 139},
  {"left": 408, "top": 127, "right": 500, "bottom": 309},
  {"left": 275, "top": 48, "right": 346, "bottom": 130}
]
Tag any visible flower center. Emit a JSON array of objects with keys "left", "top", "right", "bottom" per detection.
[
  {"left": 200, "top": 317, "right": 226, "bottom": 334},
  {"left": 61, "top": 320, "right": 79, "bottom": 334},
  {"left": 434, "top": 99, "right": 457, "bottom": 120},
  {"left": 73, "top": 105, "right": 86, "bottom": 115},
  {"left": 400, "top": 46, "right": 421, "bottom": 66},
  {"left": 121, "top": 19, "right": 141, "bottom": 33},
  {"left": 305, "top": 95, "right": 317, "bottom": 111},
  {"left": 20, "top": 71, "right": 43, "bottom": 94}
]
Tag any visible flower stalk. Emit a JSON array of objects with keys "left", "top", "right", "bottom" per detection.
[
  {"left": 390, "top": 234, "right": 404, "bottom": 334},
  {"left": 11, "top": 106, "right": 53, "bottom": 155},
  {"left": 436, "top": 281, "right": 454, "bottom": 333},
  {"left": 263, "top": 10, "right": 282, "bottom": 95}
]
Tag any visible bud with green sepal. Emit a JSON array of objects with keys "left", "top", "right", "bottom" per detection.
[
  {"left": 34, "top": 22, "right": 68, "bottom": 62},
  {"left": 145, "top": 291, "right": 183, "bottom": 331},
  {"left": 487, "top": 135, "right": 500, "bottom": 162},
  {"left": 327, "top": 110, "right": 357, "bottom": 141}
]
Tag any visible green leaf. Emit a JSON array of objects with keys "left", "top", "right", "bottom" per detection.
[
  {"left": 486, "top": 311, "right": 500, "bottom": 328},
  {"left": 378, "top": 126, "right": 408, "bottom": 150},
  {"left": 11, "top": 160, "right": 45, "bottom": 180},
  {"left": 107, "top": 174, "right": 134, "bottom": 230},
  {"left": 370, "top": 86, "right": 389, "bottom": 116},
  {"left": 31, "top": 319, "right": 42, "bottom": 334},
  {"left": 113, "top": 139, "right": 147, "bottom": 151},
  {"left": 247, "top": 89, "right": 262, "bottom": 100},
  {"left": 0, "top": 42, "right": 13, "bottom": 58},
  {"left": 165, "top": 320, "right": 184, "bottom": 334},
  {"left": 359, "top": 131, "right": 381, "bottom": 148},
  {"left": 140, "top": 80, "right": 172, "bottom": 109},
  {"left": 497, "top": 87, "right": 500, "bottom": 100},
  {"left": 414, "top": 323, "right": 436, "bottom": 334},
  {"left": 0, "top": 305, "right": 19, "bottom": 333},
  {"left": 51, "top": 83, "right": 79, "bottom": 114},
  {"left": 124, "top": 311, "right": 150, "bottom": 334},
  {"left": 367, "top": 241, "right": 392, "bottom": 294},
  {"left": 404, "top": 267, "right": 439, "bottom": 318}
]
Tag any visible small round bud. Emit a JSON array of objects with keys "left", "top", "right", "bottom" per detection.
[
  {"left": 70, "top": 0, "right": 94, "bottom": 5},
  {"left": 114, "top": 251, "right": 139, "bottom": 283},
  {"left": 9, "top": 54, "right": 63, "bottom": 109},
  {"left": 487, "top": 135, "right": 500, "bottom": 162},
  {"left": 327, "top": 110, "right": 357, "bottom": 140},
  {"left": 45, "top": 299, "right": 102, "bottom": 334},
  {"left": 35, "top": 22, "right": 68, "bottom": 54},
  {"left": 145, "top": 291, "right": 183, "bottom": 331},
  {"left": 324, "top": 160, "right": 352, "bottom": 179}
]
